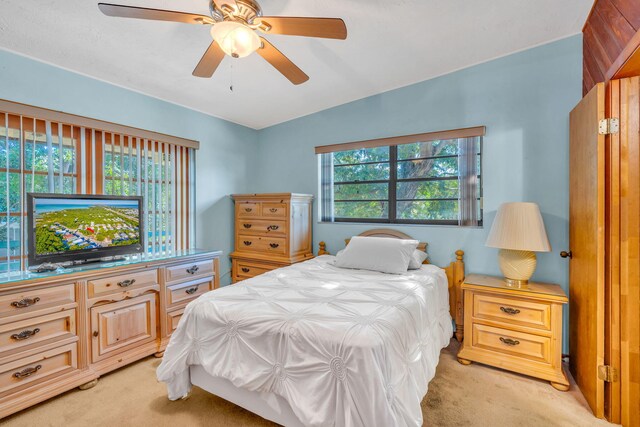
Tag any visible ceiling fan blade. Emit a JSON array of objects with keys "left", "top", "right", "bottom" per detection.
[
  {"left": 257, "top": 17, "right": 347, "bottom": 40},
  {"left": 192, "top": 41, "right": 226, "bottom": 78},
  {"left": 257, "top": 37, "right": 309, "bottom": 85},
  {"left": 98, "top": 3, "right": 213, "bottom": 25}
]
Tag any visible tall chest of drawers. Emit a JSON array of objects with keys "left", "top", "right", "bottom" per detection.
[{"left": 230, "top": 193, "right": 314, "bottom": 283}]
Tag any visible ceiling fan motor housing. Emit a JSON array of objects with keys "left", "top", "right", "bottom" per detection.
[{"left": 211, "top": 0, "right": 263, "bottom": 24}]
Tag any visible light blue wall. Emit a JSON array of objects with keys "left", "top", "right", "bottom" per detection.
[
  {"left": 254, "top": 35, "right": 582, "bottom": 352},
  {"left": 0, "top": 36, "right": 583, "bottom": 350},
  {"left": 0, "top": 49, "right": 259, "bottom": 284}
]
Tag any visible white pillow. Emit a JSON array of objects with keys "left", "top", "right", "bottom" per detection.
[
  {"left": 334, "top": 236, "right": 418, "bottom": 274},
  {"left": 408, "top": 250, "right": 428, "bottom": 269}
]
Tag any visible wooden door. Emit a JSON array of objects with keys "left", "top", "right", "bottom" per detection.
[
  {"left": 90, "top": 293, "right": 157, "bottom": 363},
  {"left": 569, "top": 83, "right": 606, "bottom": 418},
  {"left": 611, "top": 77, "right": 640, "bottom": 427}
]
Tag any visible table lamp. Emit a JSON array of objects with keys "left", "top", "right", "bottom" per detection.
[{"left": 485, "top": 202, "right": 551, "bottom": 287}]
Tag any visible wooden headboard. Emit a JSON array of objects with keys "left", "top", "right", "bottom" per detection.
[{"left": 318, "top": 228, "right": 465, "bottom": 342}]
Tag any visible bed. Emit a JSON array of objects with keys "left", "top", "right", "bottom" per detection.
[{"left": 157, "top": 229, "right": 465, "bottom": 427}]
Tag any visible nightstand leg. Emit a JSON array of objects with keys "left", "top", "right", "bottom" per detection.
[
  {"left": 457, "top": 357, "right": 472, "bottom": 365},
  {"left": 550, "top": 381, "right": 570, "bottom": 392}
]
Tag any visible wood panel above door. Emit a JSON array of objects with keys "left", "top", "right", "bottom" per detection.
[{"left": 583, "top": 0, "right": 640, "bottom": 95}]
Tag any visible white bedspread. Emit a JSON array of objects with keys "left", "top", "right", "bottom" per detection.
[{"left": 157, "top": 256, "right": 453, "bottom": 427}]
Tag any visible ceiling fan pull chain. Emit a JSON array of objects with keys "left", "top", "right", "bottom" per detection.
[{"left": 230, "top": 62, "right": 234, "bottom": 92}]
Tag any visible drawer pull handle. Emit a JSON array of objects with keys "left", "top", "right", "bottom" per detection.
[
  {"left": 267, "top": 225, "right": 279, "bottom": 231},
  {"left": 11, "top": 328, "right": 41, "bottom": 341},
  {"left": 11, "top": 297, "right": 40, "bottom": 308},
  {"left": 241, "top": 267, "right": 250, "bottom": 273},
  {"left": 269, "top": 243, "right": 280, "bottom": 248},
  {"left": 243, "top": 224, "right": 252, "bottom": 229},
  {"left": 185, "top": 286, "right": 199, "bottom": 295},
  {"left": 13, "top": 365, "right": 42, "bottom": 379},
  {"left": 269, "top": 208, "right": 278, "bottom": 213},
  {"left": 500, "top": 307, "right": 520, "bottom": 315},
  {"left": 186, "top": 265, "right": 200, "bottom": 274},
  {"left": 243, "top": 241, "right": 252, "bottom": 246},
  {"left": 499, "top": 337, "right": 520, "bottom": 346},
  {"left": 117, "top": 279, "right": 136, "bottom": 287},
  {"left": 244, "top": 207, "right": 253, "bottom": 213}
]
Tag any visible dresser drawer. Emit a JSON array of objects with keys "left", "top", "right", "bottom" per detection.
[
  {"left": 165, "top": 260, "right": 215, "bottom": 284},
  {"left": 0, "top": 285, "right": 75, "bottom": 321},
  {"left": 237, "top": 202, "right": 260, "bottom": 218},
  {"left": 166, "top": 307, "right": 185, "bottom": 335},
  {"left": 0, "top": 342, "right": 77, "bottom": 398},
  {"left": 261, "top": 203, "right": 287, "bottom": 218},
  {"left": 237, "top": 235, "right": 287, "bottom": 255},
  {"left": 166, "top": 278, "right": 212, "bottom": 307},
  {"left": 0, "top": 310, "right": 76, "bottom": 358},
  {"left": 472, "top": 293, "right": 551, "bottom": 331},
  {"left": 235, "top": 261, "right": 275, "bottom": 279},
  {"left": 88, "top": 269, "right": 158, "bottom": 299},
  {"left": 237, "top": 219, "right": 287, "bottom": 237},
  {"left": 471, "top": 323, "right": 551, "bottom": 364}
]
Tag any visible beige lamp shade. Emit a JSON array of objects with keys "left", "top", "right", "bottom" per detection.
[{"left": 485, "top": 202, "right": 551, "bottom": 252}]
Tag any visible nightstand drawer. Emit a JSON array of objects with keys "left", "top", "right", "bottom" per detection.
[
  {"left": 473, "top": 293, "right": 551, "bottom": 331},
  {"left": 471, "top": 323, "right": 551, "bottom": 364}
]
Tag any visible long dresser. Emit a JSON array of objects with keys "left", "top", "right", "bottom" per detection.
[
  {"left": 0, "top": 249, "right": 220, "bottom": 418},
  {"left": 230, "top": 193, "right": 313, "bottom": 283}
]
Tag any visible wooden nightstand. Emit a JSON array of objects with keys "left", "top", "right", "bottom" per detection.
[{"left": 456, "top": 274, "right": 570, "bottom": 391}]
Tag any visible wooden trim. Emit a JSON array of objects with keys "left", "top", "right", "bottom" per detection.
[
  {"left": 606, "top": 28, "right": 640, "bottom": 81},
  {"left": 605, "top": 78, "right": 622, "bottom": 423},
  {"left": 0, "top": 99, "right": 199, "bottom": 150},
  {"left": 314, "top": 126, "right": 486, "bottom": 154}
]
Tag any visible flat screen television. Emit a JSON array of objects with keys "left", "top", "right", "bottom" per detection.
[{"left": 27, "top": 193, "right": 144, "bottom": 266}]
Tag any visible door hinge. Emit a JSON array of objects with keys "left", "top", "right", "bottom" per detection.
[
  {"left": 599, "top": 118, "right": 620, "bottom": 135},
  {"left": 598, "top": 365, "right": 618, "bottom": 383}
]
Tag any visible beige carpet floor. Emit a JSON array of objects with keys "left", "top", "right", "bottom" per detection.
[{"left": 0, "top": 340, "right": 616, "bottom": 427}]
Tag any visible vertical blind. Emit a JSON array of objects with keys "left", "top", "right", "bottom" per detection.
[{"left": 0, "top": 105, "right": 197, "bottom": 273}]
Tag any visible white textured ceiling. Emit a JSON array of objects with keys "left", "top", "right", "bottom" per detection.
[{"left": 0, "top": 0, "right": 592, "bottom": 129}]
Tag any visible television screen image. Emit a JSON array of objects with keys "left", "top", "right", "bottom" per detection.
[{"left": 32, "top": 197, "right": 141, "bottom": 257}]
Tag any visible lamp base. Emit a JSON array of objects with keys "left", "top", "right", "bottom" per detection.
[{"left": 498, "top": 249, "right": 537, "bottom": 287}]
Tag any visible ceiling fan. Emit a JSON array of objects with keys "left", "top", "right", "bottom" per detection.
[{"left": 98, "top": 0, "right": 347, "bottom": 85}]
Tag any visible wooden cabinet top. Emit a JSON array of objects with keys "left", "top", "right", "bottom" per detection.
[
  {"left": 0, "top": 249, "right": 222, "bottom": 289},
  {"left": 463, "top": 274, "right": 568, "bottom": 303},
  {"left": 231, "top": 193, "right": 313, "bottom": 201}
]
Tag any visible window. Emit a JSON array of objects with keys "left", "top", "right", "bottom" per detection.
[
  {"left": 0, "top": 101, "right": 197, "bottom": 273},
  {"left": 317, "top": 127, "right": 484, "bottom": 226}
]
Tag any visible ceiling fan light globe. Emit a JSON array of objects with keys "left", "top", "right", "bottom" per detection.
[{"left": 210, "top": 21, "right": 260, "bottom": 58}]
